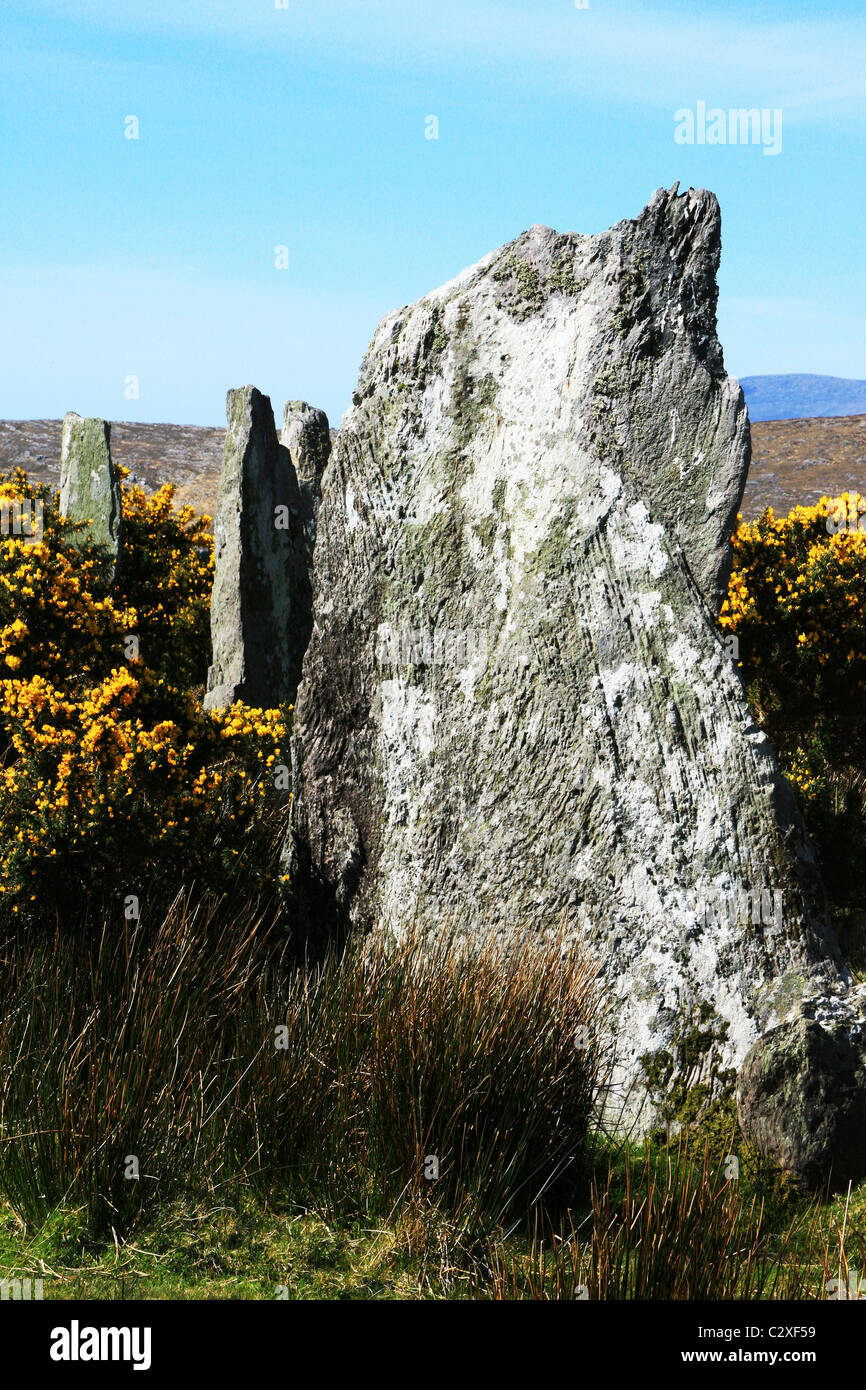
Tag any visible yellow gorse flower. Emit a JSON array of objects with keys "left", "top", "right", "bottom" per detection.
[
  {"left": 0, "top": 471, "right": 287, "bottom": 914},
  {"left": 721, "top": 492, "right": 866, "bottom": 803}
]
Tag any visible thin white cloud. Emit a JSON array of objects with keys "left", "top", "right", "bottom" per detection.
[{"left": 9, "top": 0, "right": 865, "bottom": 122}]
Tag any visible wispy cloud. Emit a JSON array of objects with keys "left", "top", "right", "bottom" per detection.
[{"left": 10, "top": 0, "right": 865, "bottom": 121}]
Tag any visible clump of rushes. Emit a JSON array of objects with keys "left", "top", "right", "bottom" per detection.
[
  {"left": 477, "top": 1142, "right": 844, "bottom": 1301},
  {"left": 0, "top": 470, "right": 289, "bottom": 924},
  {"left": 0, "top": 905, "right": 604, "bottom": 1246},
  {"left": 267, "top": 924, "right": 607, "bottom": 1236}
]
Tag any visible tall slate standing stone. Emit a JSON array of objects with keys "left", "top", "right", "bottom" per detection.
[
  {"left": 205, "top": 387, "right": 302, "bottom": 710},
  {"left": 59, "top": 413, "right": 122, "bottom": 566},
  {"left": 287, "top": 185, "right": 852, "bottom": 1134}
]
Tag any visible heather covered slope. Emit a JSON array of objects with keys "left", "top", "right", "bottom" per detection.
[
  {"left": 743, "top": 414, "right": 866, "bottom": 520},
  {"left": 4, "top": 413, "right": 864, "bottom": 529}
]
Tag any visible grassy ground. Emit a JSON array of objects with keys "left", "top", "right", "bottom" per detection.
[
  {"left": 0, "top": 1195, "right": 433, "bottom": 1300},
  {"left": 3, "top": 1130, "right": 865, "bottom": 1301}
]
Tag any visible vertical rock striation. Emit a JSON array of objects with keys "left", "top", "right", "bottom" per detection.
[{"left": 287, "top": 185, "right": 850, "bottom": 1132}]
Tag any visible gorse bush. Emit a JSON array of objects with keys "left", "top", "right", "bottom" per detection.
[
  {"left": 721, "top": 493, "right": 866, "bottom": 917},
  {"left": 0, "top": 668, "right": 287, "bottom": 917},
  {"left": 111, "top": 477, "right": 214, "bottom": 690},
  {"left": 721, "top": 493, "right": 866, "bottom": 776},
  {"left": 0, "top": 469, "right": 212, "bottom": 688},
  {"left": 0, "top": 470, "right": 287, "bottom": 922}
]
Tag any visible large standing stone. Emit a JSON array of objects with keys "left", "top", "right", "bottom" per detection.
[
  {"left": 205, "top": 387, "right": 304, "bottom": 710},
  {"left": 286, "top": 184, "right": 852, "bottom": 1132},
  {"left": 59, "top": 413, "right": 122, "bottom": 564}
]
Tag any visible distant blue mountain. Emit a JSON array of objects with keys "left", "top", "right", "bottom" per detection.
[{"left": 739, "top": 375, "right": 866, "bottom": 422}]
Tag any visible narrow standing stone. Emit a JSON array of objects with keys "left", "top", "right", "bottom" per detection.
[
  {"left": 280, "top": 399, "right": 331, "bottom": 566},
  {"left": 280, "top": 401, "right": 332, "bottom": 688},
  {"left": 59, "top": 413, "right": 122, "bottom": 565},
  {"left": 204, "top": 386, "right": 299, "bottom": 710}
]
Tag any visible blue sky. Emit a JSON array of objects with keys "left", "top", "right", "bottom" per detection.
[{"left": 1, "top": 0, "right": 864, "bottom": 427}]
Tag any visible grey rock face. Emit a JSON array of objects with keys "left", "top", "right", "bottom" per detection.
[
  {"left": 59, "top": 413, "right": 122, "bottom": 564},
  {"left": 287, "top": 185, "right": 849, "bottom": 1131},
  {"left": 205, "top": 387, "right": 304, "bottom": 710},
  {"left": 737, "top": 986, "right": 866, "bottom": 1189}
]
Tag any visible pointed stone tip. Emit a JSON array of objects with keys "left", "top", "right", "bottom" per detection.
[
  {"left": 226, "top": 385, "right": 275, "bottom": 425},
  {"left": 650, "top": 181, "right": 718, "bottom": 209},
  {"left": 643, "top": 183, "right": 721, "bottom": 235}
]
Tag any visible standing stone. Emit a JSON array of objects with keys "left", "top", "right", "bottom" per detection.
[
  {"left": 280, "top": 400, "right": 332, "bottom": 578},
  {"left": 280, "top": 402, "right": 332, "bottom": 677},
  {"left": 205, "top": 387, "right": 301, "bottom": 710},
  {"left": 287, "top": 184, "right": 851, "bottom": 1133},
  {"left": 59, "top": 413, "right": 122, "bottom": 564},
  {"left": 280, "top": 400, "right": 331, "bottom": 546}
]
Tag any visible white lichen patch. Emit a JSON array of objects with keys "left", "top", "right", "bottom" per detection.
[
  {"left": 608, "top": 501, "right": 670, "bottom": 580},
  {"left": 344, "top": 485, "right": 360, "bottom": 533}
]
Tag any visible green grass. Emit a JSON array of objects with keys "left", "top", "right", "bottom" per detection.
[
  {"left": 0, "top": 1194, "right": 435, "bottom": 1300},
  {"left": 4, "top": 1129, "right": 865, "bottom": 1300}
]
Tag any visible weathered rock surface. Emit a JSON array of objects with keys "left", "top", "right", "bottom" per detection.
[
  {"left": 287, "top": 184, "right": 850, "bottom": 1131},
  {"left": 205, "top": 387, "right": 306, "bottom": 710},
  {"left": 59, "top": 413, "right": 122, "bottom": 563},
  {"left": 737, "top": 986, "right": 866, "bottom": 1189}
]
